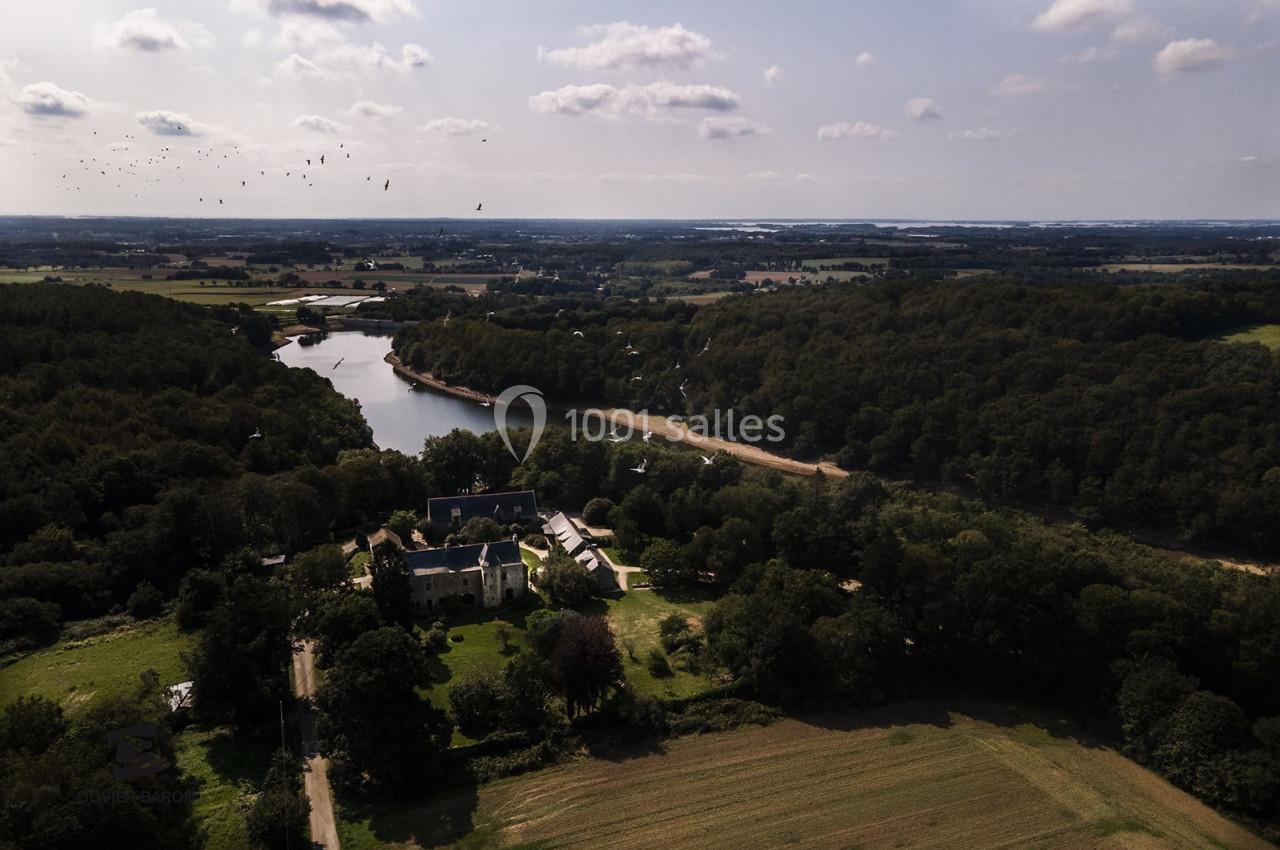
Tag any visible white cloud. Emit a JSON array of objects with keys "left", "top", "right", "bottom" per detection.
[
  {"left": 294, "top": 114, "right": 347, "bottom": 133},
  {"left": 1111, "top": 16, "right": 1174, "bottom": 43},
  {"left": 272, "top": 33, "right": 430, "bottom": 78},
  {"left": 904, "top": 97, "right": 941, "bottom": 120},
  {"left": 528, "top": 82, "right": 740, "bottom": 120},
  {"left": 538, "top": 22, "right": 714, "bottom": 71},
  {"left": 817, "top": 121, "right": 898, "bottom": 141},
  {"left": 763, "top": 65, "right": 783, "bottom": 85},
  {"left": 422, "top": 117, "right": 491, "bottom": 135},
  {"left": 949, "top": 126, "right": 1003, "bottom": 141},
  {"left": 347, "top": 99, "right": 402, "bottom": 119},
  {"left": 993, "top": 73, "right": 1050, "bottom": 96},
  {"left": 13, "top": 81, "right": 91, "bottom": 118},
  {"left": 273, "top": 19, "right": 343, "bottom": 49},
  {"left": 1153, "top": 38, "right": 1233, "bottom": 74},
  {"left": 1030, "top": 0, "right": 1132, "bottom": 32},
  {"left": 745, "top": 171, "right": 782, "bottom": 181},
  {"left": 401, "top": 43, "right": 432, "bottom": 68},
  {"left": 276, "top": 53, "right": 330, "bottom": 78},
  {"left": 699, "top": 116, "right": 769, "bottom": 140},
  {"left": 101, "top": 8, "right": 213, "bottom": 53},
  {"left": 855, "top": 51, "right": 877, "bottom": 68},
  {"left": 596, "top": 172, "right": 710, "bottom": 185},
  {"left": 136, "top": 110, "right": 201, "bottom": 135},
  {"left": 230, "top": 0, "right": 416, "bottom": 24}
]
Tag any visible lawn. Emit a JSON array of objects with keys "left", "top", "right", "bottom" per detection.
[
  {"left": 600, "top": 590, "right": 713, "bottom": 699},
  {"left": 415, "top": 588, "right": 715, "bottom": 737},
  {"left": 0, "top": 615, "right": 196, "bottom": 713},
  {"left": 173, "top": 725, "right": 278, "bottom": 850},
  {"left": 334, "top": 702, "right": 1277, "bottom": 850},
  {"left": 1216, "top": 324, "right": 1280, "bottom": 351}
]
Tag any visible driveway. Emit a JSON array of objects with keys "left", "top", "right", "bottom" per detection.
[{"left": 293, "top": 640, "right": 340, "bottom": 850}]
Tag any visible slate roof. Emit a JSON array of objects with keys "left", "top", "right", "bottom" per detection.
[
  {"left": 426, "top": 490, "right": 538, "bottom": 530},
  {"left": 543, "top": 511, "right": 587, "bottom": 555},
  {"left": 404, "top": 541, "right": 523, "bottom": 575}
]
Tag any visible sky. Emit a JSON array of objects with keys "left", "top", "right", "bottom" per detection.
[{"left": 1, "top": 0, "right": 1277, "bottom": 220}]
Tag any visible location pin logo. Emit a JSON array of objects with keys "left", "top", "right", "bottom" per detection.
[{"left": 494, "top": 384, "right": 546, "bottom": 463}]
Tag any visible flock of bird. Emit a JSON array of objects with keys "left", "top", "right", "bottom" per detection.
[{"left": 51, "top": 128, "right": 488, "bottom": 212}]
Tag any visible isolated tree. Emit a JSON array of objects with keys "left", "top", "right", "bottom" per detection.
[
  {"left": 448, "top": 673, "right": 507, "bottom": 740},
  {"left": 386, "top": 510, "right": 418, "bottom": 543},
  {"left": 187, "top": 576, "right": 293, "bottom": 729},
  {"left": 315, "top": 627, "right": 451, "bottom": 795},
  {"left": 642, "top": 539, "right": 687, "bottom": 589},
  {"left": 542, "top": 548, "right": 595, "bottom": 610},
  {"left": 286, "top": 544, "right": 349, "bottom": 613},
  {"left": 370, "top": 541, "right": 414, "bottom": 628},
  {"left": 310, "top": 592, "right": 384, "bottom": 667},
  {"left": 246, "top": 747, "right": 310, "bottom": 850},
  {"left": 550, "top": 615, "right": 622, "bottom": 719},
  {"left": 582, "top": 497, "right": 615, "bottom": 527}
]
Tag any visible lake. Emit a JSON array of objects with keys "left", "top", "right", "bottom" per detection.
[{"left": 276, "top": 330, "right": 526, "bottom": 455}]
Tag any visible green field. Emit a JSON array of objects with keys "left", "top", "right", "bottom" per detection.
[
  {"left": 417, "top": 588, "right": 714, "bottom": 740},
  {"left": 0, "top": 616, "right": 195, "bottom": 713},
  {"left": 600, "top": 591, "right": 712, "bottom": 699},
  {"left": 801, "top": 256, "right": 889, "bottom": 269},
  {"left": 174, "top": 725, "right": 278, "bottom": 850},
  {"left": 336, "top": 703, "right": 1277, "bottom": 850},
  {"left": 1216, "top": 324, "right": 1280, "bottom": 351}
]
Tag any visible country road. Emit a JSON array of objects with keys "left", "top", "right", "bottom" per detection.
[{"left": 293, "top": 640, "right": 340, "bottom": 850}]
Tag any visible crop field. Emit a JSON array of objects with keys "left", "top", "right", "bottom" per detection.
[
  {"left": 801, "top": 256, "right": 890, "bottom": 269},
  {"left": 337, "top": 704, "right": 1277, "bottom": 850},
  {"left": 1096, "top": 262, "right": 1270, "bottom": 273},
  {"left": 0, "top": 616, "right": 195, "bottom": 713},
  {"left": 1215, "top": 324, "right": 1280, "bottom": 351}
]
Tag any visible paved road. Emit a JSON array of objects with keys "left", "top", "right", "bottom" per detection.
[{"left": 293, "top": 640, "right": 340, "bottom": 850}]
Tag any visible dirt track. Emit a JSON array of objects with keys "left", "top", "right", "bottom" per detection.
[{"left": 293, "top": 640, "right": 340, "bottom": 849}]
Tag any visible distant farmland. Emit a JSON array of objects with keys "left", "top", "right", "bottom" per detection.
[{"left": 339, "top": 704, "right": 1277, "bottom": 850}]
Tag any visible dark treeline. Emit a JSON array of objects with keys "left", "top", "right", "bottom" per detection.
[
  {"left": 394, "top": 275, "right": 1280, "bottom": 555},
  {"left": 0, "top": 284, "right": 437, "bottom": 654}
]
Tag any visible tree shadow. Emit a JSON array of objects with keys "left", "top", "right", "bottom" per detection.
[
  {"left": 346, "top": 783, "right": 482, "bottom": 850},
  {"left": 793, "top": 698, "right": 1106, "bottom": 749}
]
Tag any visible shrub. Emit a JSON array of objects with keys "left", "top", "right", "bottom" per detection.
[
  {"left": 645, "top": 648, "right": 673, "bottom": 678},
  {"left": 582, "top": 498, "right": 615, "bottom": 527},
  {"left": 127, "top": 582, "right": 165, "bottom": 620}
]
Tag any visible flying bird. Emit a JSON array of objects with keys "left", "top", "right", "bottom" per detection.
[
  {"left": 572, "top": 330, "right": 584, "bottom": 337},
  {"left": 642, "top": 431, "right": 653, "bottom": 443},
  {"left": 320, "top": 155, "right": 325, "bottom": 165},
  {"left": 249, "top": 428, "right": 263, "bottom": 440},
  {"left": 476, "top": 203, "right": 483, "bottom": 211},
  {"left": 384, "top": 179, "right": 390, "bottom": 191},
  {"left": 629, "top": 459, "right": 648, "bottom": 474},
  {"left": 332, "top": 357, "right": 345, "bottom": 370},
  {"left": 701, "top": 455, "right": 713, "bottom": 465},
  {"left": 700, "top": 337, "right": 711, "bottom": 356}
]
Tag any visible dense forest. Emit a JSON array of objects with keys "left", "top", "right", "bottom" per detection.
[
  {"left": 0, "top": 284, "right": 420, "bottom": 653},
  {"left": 395, "top": 274, "right": 1280, "bottom": 555}
]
